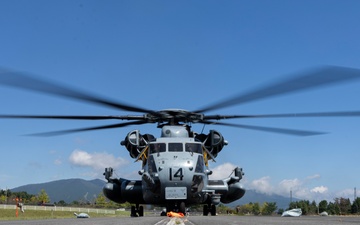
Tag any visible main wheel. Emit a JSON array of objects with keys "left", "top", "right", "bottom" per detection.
[
  {"left": 138, "top": 205, "right": 144, "bottom": 217},
  {"left": 210, "top": 204, "right": 216, "bottom": 216},
  {"left": 130, "top": 206, "right": 137, "bottom": 217},
  {"left": 203, "top": 205, "right": 208, "bottom": 216}
]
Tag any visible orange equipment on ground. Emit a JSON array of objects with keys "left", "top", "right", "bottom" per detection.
[{"left": 167, "top": 211, "right": 185, "bottom": 217}]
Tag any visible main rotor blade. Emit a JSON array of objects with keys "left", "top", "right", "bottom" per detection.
[
  {"left": 196, "top": 66, "right": 360, "bottom": 113},
  {"left": 202, "top": 121, "right": 326, "bottom": 136},
  {"left": 204, "top": 111, "right": 360, "bottom": 120},
  {"left": 26, "top": 120, "right": 149, "bottom": 136},
  {"left": 0, "top": 68, "right": 153, "bottom": 114},
  {"left": 0, "top": 114, "right": 145, "bottom": 120}
]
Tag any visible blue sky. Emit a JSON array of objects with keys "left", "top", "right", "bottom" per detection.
[{"left": 1, "top": 0, "right": 360, "bottom": 203}]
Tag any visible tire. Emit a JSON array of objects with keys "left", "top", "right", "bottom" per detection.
[
  {"left": 179, "top": 202, "right": 186, "bottom": 214},
  {"left": 211, "top": 204, "right": 216, "bottom": 216},
  {"left": 130, "top": 206, "right": 137, "bottom": 217},
  {"left": 139, "top": 206, "right": 144, "bottom": 217},
  {"left": 203, "top": 205, "right": 208, "bottom": 216}
]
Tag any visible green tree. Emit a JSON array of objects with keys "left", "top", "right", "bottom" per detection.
[
  {"left": 334, "top": 197, "right": 351, "bottom": 215},
  {"left": 261, "top": 202, "right": 277, "bottom": 215},
  {"left": 252, "top": 202, "right": 260, "bottom": 215},
  {"left": 217, "top": 204, "right": 234, "bottom": 214},
  {"left": 29, "top": 196, "right": 38, "bottom": 205},
  {"left": 71, "top": 200, "right": 80, "bottom": 206},
  {"left": 12, "top": 191, "right": 36, "bottom": 203},
  {"left": 288, "top": 201, "right": 298, "bottom": 210},
  {"left": 309, "top": 200, "right": 318, "bottom": 215},
  {"left": 351, "top": 197, "right": 360, "bottom": 214},
  {"left": 95, "top": 193, "right": 107, "bottom": 208},
  {"left": 277, "top": 208, "right": 284, "bottom": 215},
  {"left": 118, "top": 202, "right": 132, "bottom": 209},
  {"left": 289, "top": 200, "right": 310, "bottom": 215},
  {"left": 236, "top": 203, "right": 253, "bottom": 215},
  {"left": 319, "top": 200, "right": 328, "bottom": 214},
  {"left": 327, "top": 202, "right": 338, "bottom": 215},
  {"left": 57, "top": 200, "right": 67, "bottom": 206},
  {"left": 0, "top": 194, "right": 6, "bottom": 203},
  {"left": 37, "top": 189, "right": 50, "bottom": 204}
]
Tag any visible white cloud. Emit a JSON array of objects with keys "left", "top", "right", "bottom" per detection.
[
  {"left": 69, "top": 149, "right": 129, "bottom": 172},
  {"left": 245, "top": 174, "right": 326, "bottom": 200},
  {"left": 306, "top": 174, "right": 321, "bottom": 180},
  {"left": 334, "top": 188, "right": 354, "bottom": 199},
  {"left": 278, "top": 178, "right": 302, "bottom": 194},
  {"left": 311, "top": 186, "right": 328, "bottom": 194},
  {"left": 249, "top": 176, "right": 273, "bottom": 195}
]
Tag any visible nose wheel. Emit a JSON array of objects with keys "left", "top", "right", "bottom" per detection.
[
  {"left": 179, "top": 202, "right": 186, "bottom": 214},
  {"left": 165, "top": 202, "right": 186, "bottom": 215},
  {"left": 130, "top": 204, "right": 144, "bottom": 217},
  {"left": 203, "top": 204, "right": 216, "bottom": 216}
]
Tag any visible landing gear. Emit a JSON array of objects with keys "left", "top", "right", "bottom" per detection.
[
  {"left": 139, "top": 206, "right": 144, "bottom": 217},
  {"left": 210, "top": 204, "right": 216, "bottom": 216},
  {"left": 165, "top": 202, "right": 186, "bottom": 215},
  {"left": 203, "top": 204, "right": 216, "bottom": 216},
  {"left": 130, "top": 204, "right": 144, "bottom": 217},
  {"left": 203, "top": 205, "right": 208, "bottom": 216},
  {"left": 179, "top": 202, "right": 186, "bottom": 214}
]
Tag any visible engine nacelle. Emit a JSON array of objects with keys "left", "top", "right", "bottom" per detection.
[
  {"left": 195, "top": 130, "right": 226, "bottom": 158},
  {"left": 120, "top": 130, "right": 155, "bottom": 158},
  {"left": 103, "top": 178, "right": 145, "bottom": 204},
  {"left": 220, "top": 182, "right": 246, "bottom": 204}
]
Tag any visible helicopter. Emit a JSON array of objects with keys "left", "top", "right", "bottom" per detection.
[{"left": 1, "top": 66, "right": 360, "bottom": 217}]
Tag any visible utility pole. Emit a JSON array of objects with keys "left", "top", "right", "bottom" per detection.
[{"left": 355, "top": 187, "right": 357, "bottom": 201}]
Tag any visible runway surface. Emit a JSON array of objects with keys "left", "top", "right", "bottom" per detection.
[{"left": 1, "top": 215, "right": 359, "bottom": 225}]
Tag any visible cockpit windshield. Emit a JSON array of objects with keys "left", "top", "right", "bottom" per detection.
[
  {"left": 168, "top": 143, "right": 183, "bottom": 152},
  {"left": 185, "top": 143, "right": 202, "bottom": 154},
  {"left": 149, "top": 142, "right": 202, "bottom": 153},
  {"left": 149, "top": 143, "right": 166, "bottom": 154}
]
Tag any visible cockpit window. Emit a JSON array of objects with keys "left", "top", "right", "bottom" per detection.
[
  {"left": 149, "top": 143, "right": 166, "bottom": 153},
  {"left": 168, "top": 143, "right": 183, "bottom": 152},
  {"left": 185, "top": 143, "right": 202, "bottom": 154}
]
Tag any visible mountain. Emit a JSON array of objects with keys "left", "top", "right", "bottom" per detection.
[
  {"left": 11, "top": 178, "right": 106, "bottom": 204},
  {"left": 12, "top": 179, "right": 295, "bottom": 209}
]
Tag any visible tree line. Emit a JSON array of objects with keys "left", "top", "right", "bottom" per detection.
[
  {"left": 235, "top": 197, "right": 360, "bottom": 216},
  {"left": 0, "top": 189, "right": 131, "bottom": 208},
  {"left": 0, "top": 189, "right": 50, "bottom": 205}
]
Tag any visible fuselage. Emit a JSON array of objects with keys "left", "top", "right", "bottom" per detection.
[{"left": 142, "top": 137, "right": 208, "bottom": 205}]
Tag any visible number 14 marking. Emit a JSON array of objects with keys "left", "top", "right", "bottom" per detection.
[{"left": 169, "top": 168, "right": 184, "bottom": 181}]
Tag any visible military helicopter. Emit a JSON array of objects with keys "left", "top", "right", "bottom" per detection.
[{"left": 1, "top": 66, "right": 360, "bottom": 217}]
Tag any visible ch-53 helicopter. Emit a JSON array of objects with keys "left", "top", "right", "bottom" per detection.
[{"left": 1, "top": 66, "right": 360, "bottom": 217}]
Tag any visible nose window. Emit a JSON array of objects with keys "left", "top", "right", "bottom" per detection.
[
  {"left": 149, "top": 143, "right": 166, "bottom": 153},
  {"left": 169, "top": 143, "right": 183, "bottom": 152},
  {"left": 185, "top": 143, "right": 202, "bottom": 154}
]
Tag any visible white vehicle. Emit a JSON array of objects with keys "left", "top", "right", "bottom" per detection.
[{"left": 281, "top": 208, "right": 302, "bottom": 217}]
